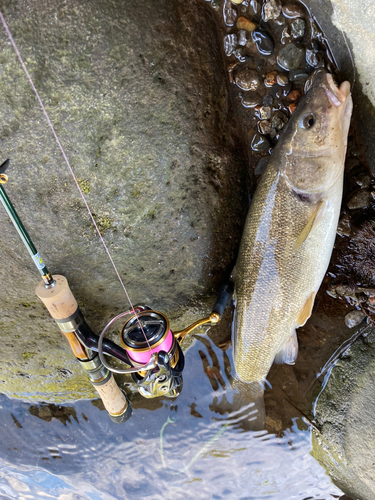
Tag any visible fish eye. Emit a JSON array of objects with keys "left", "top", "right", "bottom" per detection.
[{"left": 299, "top": 113, "right": 315, "bottom": 129}]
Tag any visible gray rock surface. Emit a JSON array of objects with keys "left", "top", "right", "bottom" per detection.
[
  {"left": 312, "top": 326, "right": 375, "bottom": 500},
  {"left": 0, "top": 0, "right": 248, "bottom": 401}
]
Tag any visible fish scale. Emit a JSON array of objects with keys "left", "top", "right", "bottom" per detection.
[{"left": 233, "top": 70, "right": 353, "bottom": 383}]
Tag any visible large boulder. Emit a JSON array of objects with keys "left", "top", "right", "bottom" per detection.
[
  {"left": 0, "top": 0, "right": 248, "bottom": 401},
  {"left": 312, "top": 326, "right": 375, "bottom": 500}
]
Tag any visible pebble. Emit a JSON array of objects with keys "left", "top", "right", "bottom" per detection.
[
  {"left": 265, "top": 70, "right": 278, "bottom": 86},
  {"left": 238, "top": 30, "right": 248, "bottom": 46},
  {"left": 289, "top": 69, "right": 309, "bottom": 82},
  {"left": 251, "top": 133, "right": 271, "bottom": 151},
  {"left": 237, "top": 16, "right": 257, "bottom": 31},
  {"left": 224, "top": 34, "right": 237, "bottom": 56},
  {"left": 233, "top": 48, "right": 248, "bottom": 62},
  {"left": 276, "top": 74, "right": 289, "bottom": 86},
  {"left": 235, "top": 69, "right": 261, "bottom": 90},
  {"left": 282, "top": 2, "right": 305, "bottom": 19},
  {"left": 270, "top": 84, "right": 282, "bottom": 98},
  {"left": 271, "top": 110, "right": 288, "bottom": 130},
  {"left": 281, "top": 27, "right": 291, "bottom": 44},
  {"left": 306, "top": 48, "right": 324, "bottom": 68},
  {"left": 345, "top": 310, "right": 367, "bottom": 329},
  {"left": 231, "top": 0, "right": 244, "bottom": 4},
  {"left": 347, "top": 190, "right": 373, "bottom": 210},
  {"left": 258, "top": 120, "right": 277, "bottom": 139},
  {"left": 282, "top": 82, "right": 292, "bottom": 95},
  {"left": 277, "top": 43, "right": 305, "bottom": 70},
  {"left": 223, "top": 0, "right": 237, "bottom": 26},
  {"left": 252, "top": 29, "right": 274, "bottom": 56},
  {"left": 288, "top": 102, "right": 297, "bottom": 113},
  {"left": 249, "top": 0, "right": 260, "bottom": 14},
  {"left": 258, "top": 106, "right": 272, "bottom": 120},
  {"left": 262, "top": 94, "right": 273, "bottom": 106},
  {"left": 290, "top": 18, "right": 305, "bottom": 39},
  {"left": 241, "top": 92, "right": 261, "bottom": 108},
  {"left": 262, "top": 0, "right": 282, "bottom": 22},
  {"left": 287, "top": 89, "right": 301, "bottom": 101}
]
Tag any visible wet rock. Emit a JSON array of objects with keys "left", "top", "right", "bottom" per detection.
[
  {"left": 262, "top": 0, "right": 282, "bottom": 22},
  {"left": 224, "top": 33, "right": 238, "bottom": 56},
  {"left": 254, "top": 157, "right": 268, "bottom": 175},
  {"left": 286, "top": 89, "right": 301, "bottom": 101},
  {"left": 290, "top": 18, "right": 305, "bottom": 39},
  {"left": 264, "top": 70, "right": 278, "bottom": 86},
  {"left": 241, "top": 92, "right": 261, "bottom": 108},
  {"left": 233, "top": 48, "right": 248, "bottom": 62},
  {"left": 282, "top": 2, "right": 305, "bottom": 19},
  {"left": 306, "top": 48, "right": 325, "bottom": 68},
  {"left": 258, "top": 120, "right": 277, "bottom": 139},
  {"left": 251, "top": 133, "right": 270, "bottom": 151},
  {"left": 237, "top": 16, "right": 257, "bottom": 31},
  {"left": 276, "top": 73, "right": 289, "bottom": 86},
  {"left": 235, "top": 69, "right": 261, "bottom": 90},
  {"left": 231, "top": 0, "right": 244, "bottom": 4},
  {"left": 262, "top": 94, "right": 273, "bottom": 106},
  {"left": 271, "top": 110, "right": 288, "bottom": 130},
  {"left": 289, "top": 69, "right": 309, "bottom": 82},
  {"left": 252, "top": 29, "right": 274, "bottom": 56},
  {"left": 277, "top": 43, "right": 305, "bottom": 70},
  {"left": 345, "top": 310, "right": 367, "bottom": 329},
  {"left": 258, "top": 106, "right": 272, "bottom": 120},
  {"left": 249, "top": 0, "right": 260, "bottom": 15},
  {"left": 238, "top": 30, "right": 248, "bottom": 46},
  {"left": 347, "top": 190, "right": 373, "bottom": 210},
  {"left": 270, "top": 84, "right": 282, "bottom": 99},
  {"left": 223, "top": 0, "right": 237, "bottom": 26},
  {"left": 313, "top": 328, "right": 375, "bottom": 500},
  {"left": 288, "top": 102, "right": 298, "bottom": 113}
]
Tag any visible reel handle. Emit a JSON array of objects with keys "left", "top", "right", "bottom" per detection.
[{"left": 212, "top": 282, "right": 234, "bottom": 317}]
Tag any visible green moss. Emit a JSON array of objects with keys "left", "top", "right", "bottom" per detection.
[
  {"left": 77, "top": 178, "right": 91, "bottom": 194},
  {"left": 132, "top": 185, "right": 141, "bottom": 198},
  {"left": 22, "top": 303, "right": 30, "bottom": 308},
  {"left": 22, "top": 352, "right": 37, "bottom": 360},
  {"left": 145, "top": 204, "right": 158, "bottom": 219}
]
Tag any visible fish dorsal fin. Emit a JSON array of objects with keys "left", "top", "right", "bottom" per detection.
[
  {"left": 293, "top": 200, "right": 326, "bottom": 252},
  {"left": 274, "top": 330, "right": 298, "bottom": 365},
  {"left": 297, "top": 291, "right": 316, "bottom": 327}
]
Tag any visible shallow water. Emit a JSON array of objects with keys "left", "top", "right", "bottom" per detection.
[{"left": 0, "top": 335, "right": 344, "bottom": 499}]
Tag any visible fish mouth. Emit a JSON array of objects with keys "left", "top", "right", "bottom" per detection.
[{"left": 325, "top": 73, "right": 351, "bottom": 107}]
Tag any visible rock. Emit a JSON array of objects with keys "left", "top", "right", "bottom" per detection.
[
  {"left": 258, "top": 106, "right": 272, "bottom": 120},
  {"left": 235, "top": 69, "right": 261, "bottom": 90},
  {"left": 281, "top": 27, "right": 291, "bottom": 44},
  {"left": 345, "top": 310, "right": 367, "bottom": 328},
  {"left": 0, "top": 0, "right": 249, "bottom": 402},
  {"left": 313, "top": 327, "right": 375, "bottom": 500},
  {"left": 251, "top": 133, "right": 270, "bottom": 151},
  {"left": 276, "top": 73, "right": 289, "bottom": 86},
  {"left": 347, "top": 190, "right": 373, "bottom": 210},
  {"left": 264, "top": 70, "right": 278, "bottom": 86},
  {"left": 271, "top": 110, "right": 288, "bottom": 130},
  {"left": 238, "top": 30, "right": 248, "bottom": 46},
  {"left": 254, "top": 157, "right": 268, "bottom": 175},
  {"left": 262, "top": 0, "right": 282, "bottom": 22},
  {"left": 237, "top": 16, "right": 257, "bottom": 31},
  {"left": 277, "top": 42, "right": 305, "bottom": 70},
  {"left": 282, "top": 2, "right": 306, "bottom": 19},
  {"left": 252, "top": 29, "right": 274, "bottom": 56},
  {"left": 288, "top": 102, "right": 298, "bottom": 113},
  {"left": 289, "top": 69, "right": 309, "bottom": 82},
  {"left": 231, "top": 0, "right": 244, "bottom": 4},
  {"left": 286, "top": 89, "right": 301, "bottom": 101},
  {"left": 258, "top": 120, "right": 277, "bottom": 139},
  {"left": 249, "top": 0, "right": 260, "bottom": 15},
  {"left": 306, "top": 48, "right": 325, "bottom": 68},
  {"left": 224, "top": 33, "right": 238, "bottom": 56},
  {"left": 223, "top": 0, "right": 237, "bottom": 26},
  {"left": 241, "top": 92, "right": 262, "bottom": 108},
  {"left": 262, "top": 94, "right": 274, "bottom": 106},
  {"left": 290, "top": 18, "right": 305, "bottom": 39}
]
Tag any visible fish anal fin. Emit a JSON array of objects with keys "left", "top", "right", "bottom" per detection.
[
  {"left": 274, "top": 331, "right": 298, "bottom": 365},
  {"left": 297, "top": 291, "right": 316, "bottom": 327},
  {"left": 293, "top": 200, "right": 327, "bottom": 251}
]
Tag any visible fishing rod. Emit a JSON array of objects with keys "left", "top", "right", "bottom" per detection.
[{"left": 0, "top": 159, "right": 233, "bottom": 422}]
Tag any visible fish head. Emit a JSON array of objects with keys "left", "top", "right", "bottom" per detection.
[{"left": 278, "top": 69, "right": 353, "bottom": 195}]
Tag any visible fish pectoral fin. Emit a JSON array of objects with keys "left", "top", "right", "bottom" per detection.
[
  {"left": 297, "top": 291, "right": 316, "bottom": 327},
  {"left": 293, "top": 200, "right": 327, "bottom": 251},
  {"left": 274, "top": 331, "right": 299, "bottom": 365}
]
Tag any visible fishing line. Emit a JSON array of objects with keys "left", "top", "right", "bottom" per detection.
[{"left": 0, "top": 10, "right": 151, "bottom": 351}]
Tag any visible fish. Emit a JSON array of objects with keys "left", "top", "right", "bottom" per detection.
[{"left": 232, "top": 69, "right": 353, "bottom": 383}]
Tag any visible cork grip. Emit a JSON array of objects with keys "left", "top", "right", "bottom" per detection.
[
  {"left": 94, "top": 374, "right": 129, "bottom": 416},
  {"left": 35, "top": 275, "right": 78, "bottom": 320}
]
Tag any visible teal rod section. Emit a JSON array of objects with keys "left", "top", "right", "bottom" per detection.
[{"left": 0, "top": 181, "right": 53, "bottom": 285}]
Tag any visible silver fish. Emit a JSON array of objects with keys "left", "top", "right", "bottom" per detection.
[{"left": 233, "top": 70, "right": 353, "bottom": 383}]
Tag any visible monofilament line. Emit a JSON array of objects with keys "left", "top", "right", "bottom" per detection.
[{"left": 0, "top": 10, "right": 151, "bottom": 350}]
